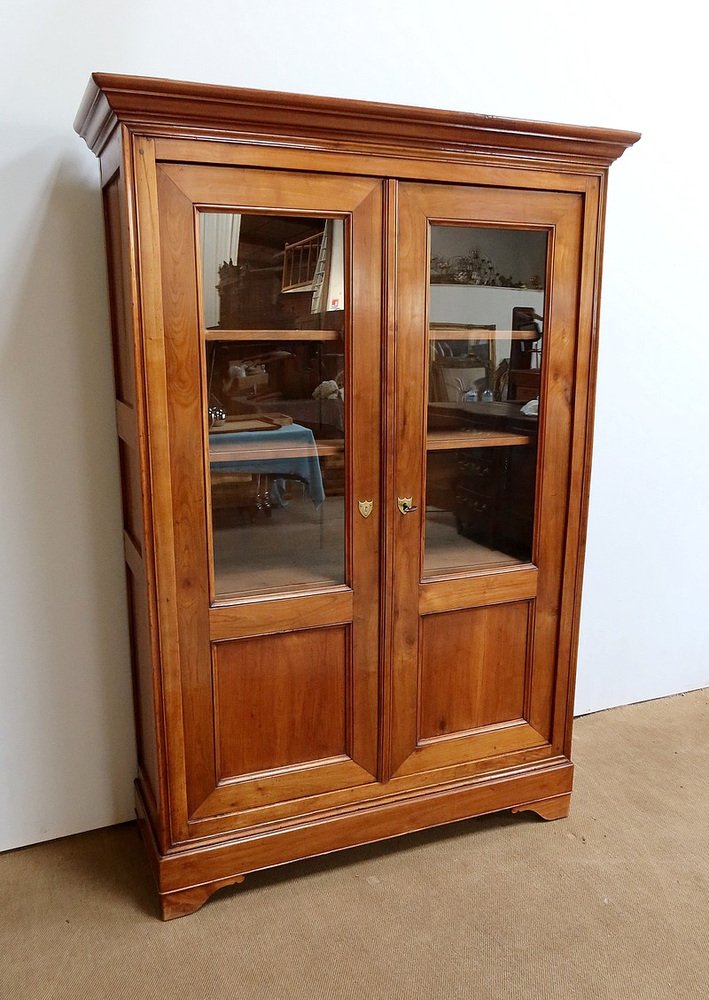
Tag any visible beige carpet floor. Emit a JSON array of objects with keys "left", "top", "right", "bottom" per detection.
[{"left": 1, "top": 689, "right": 707, "bottom": 1000}]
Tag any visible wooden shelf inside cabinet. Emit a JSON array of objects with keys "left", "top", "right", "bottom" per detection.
[
  {"left": 210, "top": 438, "right": 344, "bottom": 463},
  {"left": 427, "top": 429, "right": 532, "bottom": 450},
  {"left": 429, "top": 326, "right": 539, "bottom": 342},
  {"left": 204, "top": 329, "right": 342, "bottom": 342}
]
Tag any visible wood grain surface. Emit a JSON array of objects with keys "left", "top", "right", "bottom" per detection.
[{"left": 76, "top": 74, "right": 638, "bottom": 918}]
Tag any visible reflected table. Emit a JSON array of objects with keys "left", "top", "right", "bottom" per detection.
[{"left": 209, "top": 422, "right": 326, "bottom": 510}]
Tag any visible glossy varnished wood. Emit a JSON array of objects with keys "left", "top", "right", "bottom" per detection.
[
  {"left": 419, "top": 603, "right": 530, "bottom": 739},
  {"left": 101, "top": 136, "right": 171, "bottom": 850},
  {"left": 148, "top": 160, "right": 383, "bottom": 833},
  {"left": 419, "top": 566, "right": 538, "bottom": 612},
  {"left": 426, "top": 429, "right": 532, "bottom": 449},
  {"left": 208, "top": 589, "right": 354, "bottom": 641},
  {"left": 203, "top": 329, "right": 341, "bottom": 341},
  {"left": 75, "top": 73, "right": 640, "bottom": 167},
  {"left": 160, "top": 875, "right": 246, "bottom": 920},
  {"left": 134, "top": 756, "right": 575, "bottom": 917},
  {"left": 511, "top": 793, "right": 571, "bottom": 821},
  {"left": 76, "top": 74, "right": 638, "bottom": 918},
  {"left": 557, "top": 181, "right": 606, "bottom": 759},
  {"left": 213, "top": 629, "right": 348, "bottom": 779},
  {"left": 154, "top": 160, "right": 217, "bottom": 823},
  {"left": 390, "top": 182, "right": 584, "bottom": 781}
]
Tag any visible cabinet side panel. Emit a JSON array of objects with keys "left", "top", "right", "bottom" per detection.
[{"left": 102, "top": 170, "right": 163, "bottom": 823}]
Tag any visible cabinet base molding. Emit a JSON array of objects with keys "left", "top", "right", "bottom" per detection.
[
  {"left": 136, "top": 761, "right": 573, "bottom": 919},
  {"left": 510, "top": 793, "right": 571, "bottom": 821}
]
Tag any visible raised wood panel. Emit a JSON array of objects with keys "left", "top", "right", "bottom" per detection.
[
  {"left": 419, "top": 603, "right": 529, "bottom": 739},
  {"left": 395, "top": 721, "right": 547, "bottom": 778},
  {"left": 126, "top": 563, "right": 159, "bottom": 800},
  {"left": 103, "top": 174, "right": 135, "bottom": 406},
  {"left": 118, "top": 438, "right": 143, "bottom": 553},
  {"left": 214, "top": 628, "right": 348, "bottom": 779},
  {"left": 191, "top": 757, "right": 374, "bottom": 820}
]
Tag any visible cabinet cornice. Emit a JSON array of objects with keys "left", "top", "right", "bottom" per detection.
[{"left": 75, "top": 73, "right": 640, "bottom": 167}]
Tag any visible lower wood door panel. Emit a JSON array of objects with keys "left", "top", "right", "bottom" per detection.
[
  {"left": 392, "top": 596, "right": 551, "bottom": 779},
  {"left": 188, "top": 626, "right": 378, "bottom": 820},
  {"left": 419, "top": 602, "right": 530, "bottom": 739},
  {"left": 214, "top": 629, "right": 349, "bottom": 779}
]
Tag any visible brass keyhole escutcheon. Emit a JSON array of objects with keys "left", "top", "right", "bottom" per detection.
[
  {"left": 358, "top": 499, "right": 374, "bottom": 519},
  {"left": 397, "top": 497, "right": 418, "bottom": 515}
]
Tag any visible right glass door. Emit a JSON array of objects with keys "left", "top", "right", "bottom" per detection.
[
  {"left": 390, "top": 182, "right": 584, "bottom": 778},
  {"left": 425, "top": 222, "right": 547, "bottom": 575}
]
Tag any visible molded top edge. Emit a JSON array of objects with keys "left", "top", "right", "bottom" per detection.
[{"left": 74, "top": 72, "right": 641, "bottom": 165}]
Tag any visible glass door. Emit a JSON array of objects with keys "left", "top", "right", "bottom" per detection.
[
  {"left": 425, "top": 223, "right": 547, "bottom": 575},
  {"left": 390, "top": 182, "right": 584, "bottom": 778},
  {"left": 152, "top": 163, "right": 383, "bottom": 830},
  {"left": 200, "top": 212, "right": 348, "bottom": 602}
]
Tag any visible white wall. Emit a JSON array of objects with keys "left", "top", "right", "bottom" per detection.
[{"left": 1, "top": 1, "right": 707, "bottom": 851}]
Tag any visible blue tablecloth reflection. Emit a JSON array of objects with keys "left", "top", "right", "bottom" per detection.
[{"left": 209, "top": 423, "right": 326, "bottom": 508}]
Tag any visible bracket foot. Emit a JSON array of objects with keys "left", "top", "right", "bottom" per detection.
[
  {"left": 160, "top": 874, "right": 246, "bottom": 920},
  {"left": 511, "top": 793, "right": 571, "bottom": 821}
]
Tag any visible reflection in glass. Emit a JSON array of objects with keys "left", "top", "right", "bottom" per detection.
[
  {"left": 199, "top": 213, "right": 346, "bottom": 599},
  {"left": 425, "top": 226, "right": 547, "bottom": 576}
]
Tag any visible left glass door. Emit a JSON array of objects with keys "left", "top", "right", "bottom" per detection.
[
  {"left": 151, "top": 162, "right": 383, "bottom": 835},
  {"left": 201, "top": 212, "right": 348, "bottom": 602}
]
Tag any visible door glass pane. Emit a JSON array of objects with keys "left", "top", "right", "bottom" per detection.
[
  {"left": 199, "top": 212, "right": 346, "bottom": 599},
  {"left": 425, "top": 225, "right": 547, "bottom": 576}
]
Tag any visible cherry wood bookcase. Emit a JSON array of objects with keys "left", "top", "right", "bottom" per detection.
[{"left": 75, "top": 74, "right": 639, "bottom": 919}]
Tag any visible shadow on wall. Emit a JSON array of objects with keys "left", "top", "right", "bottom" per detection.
[{"left": 0, "top": 136, "right": 136, "bottom": 849}]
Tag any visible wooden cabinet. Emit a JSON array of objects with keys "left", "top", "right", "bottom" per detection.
[{"left": 75, "top": 74, "right": 639, "bottom": 919}]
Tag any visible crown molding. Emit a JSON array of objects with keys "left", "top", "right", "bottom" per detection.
[{"left": 75, "top": 73, "right": 640, "bottom": 169}]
